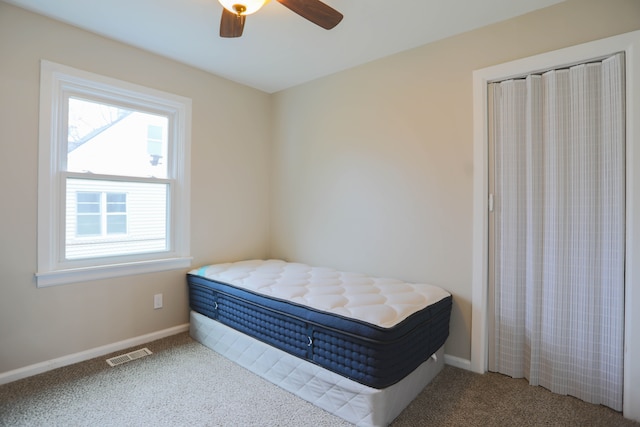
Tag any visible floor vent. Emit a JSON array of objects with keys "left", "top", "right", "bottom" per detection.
[{"left": 106, "top": 348, "right": 153, "bottom": 367}]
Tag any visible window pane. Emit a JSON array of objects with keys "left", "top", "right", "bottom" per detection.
[
  {"left": 107, "top": 193, "right": 127, "bottom": 213},
  {"left": 107, "top": 204, "right": 126, "bottom": 213},
  {"left": 77, "top": 193, "right": 100, "bottom": 203},
  {"left": 107, "top": 193, "right": 126, "bottom": 203},
  {"left": 107, "top": 215, "right": 127, "bottom": 234},
  {"left": 77, "top": 203, "right": 100, "bottom": 214},
  {"left": 77, "top": 215, "right": 101, "bottom": 236},
  {"left": 67, "top": 97, "right": 169, "bottom": 179},
  {"left": 77, "top": 192, "right": 101, "bottom": 215},
  {"left": 147, "top": 125, "right": 163, "bottom": 141},
  {"left": 66, "top": 178, "right": 167, "bottom": 260}
]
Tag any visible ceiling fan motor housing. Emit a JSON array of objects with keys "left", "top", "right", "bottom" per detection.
[{"left": 219, "top": 0, "right": 268, "bottom": 16}]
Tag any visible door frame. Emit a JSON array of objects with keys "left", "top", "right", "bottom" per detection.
[{"left": 471, "top": 30, "right": 640, "bottom": 421}]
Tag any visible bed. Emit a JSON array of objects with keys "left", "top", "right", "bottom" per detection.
[{"left": 187, "top": 259, "right": 452, "bottom": 426}]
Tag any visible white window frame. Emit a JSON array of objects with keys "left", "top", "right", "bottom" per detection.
[{"left": 36, "top": 60, "right": 192, "bottom": 287}]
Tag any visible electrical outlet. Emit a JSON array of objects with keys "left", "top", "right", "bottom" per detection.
[{"left": 154, "top": 293, "right": 163, "bottom": 309}]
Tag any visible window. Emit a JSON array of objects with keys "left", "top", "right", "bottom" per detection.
[
  {"left": 37, "top": 61, "right": 192, "bottom": 287},
  {"left": 76, "top": 192, "right": 104, "bottom": 237},
  {"left": 75, "top": 191, "right": 127, "bottom": 238},
  {"left": 106, "top": 193, "right": 127, "bottom": 235}
]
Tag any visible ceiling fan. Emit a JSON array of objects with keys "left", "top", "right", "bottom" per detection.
[{"left": 218, "top": 0, "right": 343, "bottom": 38}]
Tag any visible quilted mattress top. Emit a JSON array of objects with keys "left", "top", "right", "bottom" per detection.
[{"left": 190, "top": 259, "right": 450, "bottom": 329}]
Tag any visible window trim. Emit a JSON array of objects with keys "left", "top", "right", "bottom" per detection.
[{"left": 36, "top": 60, "right": 192, "bottom": 287}]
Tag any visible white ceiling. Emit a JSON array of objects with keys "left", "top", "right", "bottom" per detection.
[{"left": 5, "top": 0, "right": 564, "bottom": 93}]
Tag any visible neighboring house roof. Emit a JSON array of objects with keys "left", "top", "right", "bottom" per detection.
[{"left": 68, "top": 110, "right": 132, "bottom": 152}]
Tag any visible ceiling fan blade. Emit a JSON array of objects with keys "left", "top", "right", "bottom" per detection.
[
  {"left": 277, "top": 0, "right": 343, "bottom": 30},
  {"left": 220, "top": 8, "right": 246, "bottom": 38}
]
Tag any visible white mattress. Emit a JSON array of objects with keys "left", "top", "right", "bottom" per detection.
[
  {"left": 190, "top": 310, "right": 444, "bottom": 426},
  {"left": 190, "top": 259, "right": 451, "bottom": 328}
]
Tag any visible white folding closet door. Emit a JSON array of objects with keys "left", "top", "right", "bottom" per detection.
[{"left": 490, "top": 53, "right": 625, "bottom": 411}]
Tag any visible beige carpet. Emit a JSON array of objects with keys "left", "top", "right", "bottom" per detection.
[{"left": 0, "top": 332, "right": 637, "bottom": 426}]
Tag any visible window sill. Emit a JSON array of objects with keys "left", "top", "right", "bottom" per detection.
[{"left": 35, "top": 256, "right": 192, "bottom": 288}]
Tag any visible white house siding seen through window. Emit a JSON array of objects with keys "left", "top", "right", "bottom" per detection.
[{"left": 66, "top": 179, "right": 167, "bottom": 259}]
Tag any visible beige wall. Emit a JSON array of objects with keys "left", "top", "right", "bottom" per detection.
[
  {"left": 0, "top": 3, "right": 271, "bottom": 373},
  {"left": 2, "top": 0, "right": 640, "bottom": 377},
  {"left": 271, "top": 0, "right": 640, "bottom": 360}
]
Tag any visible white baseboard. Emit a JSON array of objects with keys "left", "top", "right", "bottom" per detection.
[
  {"left": 444, "top": 353, "right": 472, "bottom": 371},
  {"left": 1, "top": 324, "right": 472, "bottom": 386},
  {"left": 0, "top": 323, "right": 189, "bottom": 386}
]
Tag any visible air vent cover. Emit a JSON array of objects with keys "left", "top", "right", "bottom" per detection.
[{"left": 106, "top": 348, "right": 153, "bottom": 367}]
